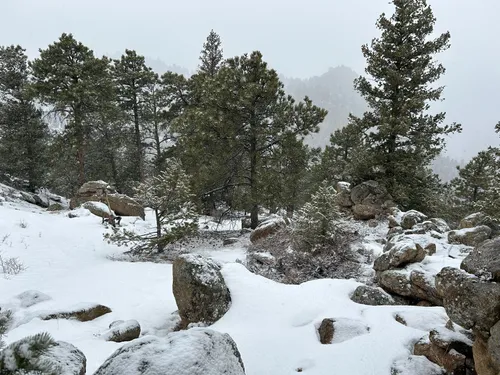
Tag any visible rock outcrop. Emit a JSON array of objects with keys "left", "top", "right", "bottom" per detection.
[
  {"left": 373, "top": 240, "right": 426, "bottom": 272},
  {"left": 40, "top": 303, "right": 112, "bottom": 322},
  {"left": 172, "top": 254, "right": 231, "bottom": 328},
  {"left": 401, "top": 210, "right": 428, "bottom": 230},
  {"left": 448, "top": 225, "right": 492, "bottom": 247},
  {"left": 93, "top": 329, "right": 246, "bottom": 375},
  {"left": 249, "top": 215, "right": 286, "bottom": 243},
  {"left": 461, "top": 237, "right": 500, "bottom": 281},
  {"left": 349, "top": 180, "right": 393, "bottom": 220},
  {"left": 70, "top": 181, "right": 145, "bottom": 219}
]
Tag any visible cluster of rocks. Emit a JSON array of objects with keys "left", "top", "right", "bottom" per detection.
[
  {"left": 436, "top": 238, "right": 500, "bottom": 375},
  {"left": 337, "top": 180, "right": 395, "bottom": 220},
  {"left": 69, "top": 180, "right": 145, "bottom": 220}
]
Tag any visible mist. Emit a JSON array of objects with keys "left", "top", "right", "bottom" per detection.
[{"left": 2, "top": 0, "right": 499, "bottom": 161}]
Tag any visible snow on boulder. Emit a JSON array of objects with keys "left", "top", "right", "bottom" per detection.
[
  {"left": 352, "top": 204, "right": 379, "bottom": 220},
  {"left": 391, "top": 355, "right": 445, "bottom": 375},
  {"left": 101, "top": 320, "right": 141, "bottom": 343},
  {"left": 373, "top": 240, "right": 426, "bottom": 272},
  {"left": 461, "top": 237, "right": 500, "bottom": 281},
  {"left": 249, "top": 215, "right": 286, "bottom": 243},
  {"left": 93, "top": 328, "right": 246, "bottom": 375},
  {"left": 448, "top": 225, "right": 491, "bottom": 247},
  {"left": 15, "top": 290, "right": 51, "bottom": 308},
  {"left": 401, "top": 210, "right": 428, "bottom": 230},
  {"left": 436, "top": 267, "right": 500, "bottom": 336},
  {"left": 82, "top": 201, "right": 113, "bottom": 219},
  {"left": 106, "top": 193, "right": 145, "bottom": 220},
  {"left": 42, "top": 341, "right": 87, "bottom": 375},
  {"left": 172, "top": 254, "right": 231, "bottom": 328},
  {"left": 350, "top": 285, "right": 396, "bottom": 306},
  {"left": 316, "top": 317, "right": 369, "bottom": 345},
  {"left": 40, "top": 303, "right": 112, "bottom": 322},
  {"left": 336, "top": 181, "right": 353, "bottom": 207}
]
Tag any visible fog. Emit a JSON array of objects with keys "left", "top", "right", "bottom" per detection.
[{"left": 2, "top": 0, "right": 499, "bottom": 161}]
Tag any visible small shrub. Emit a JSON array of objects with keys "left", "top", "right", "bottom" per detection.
[
  {"left": 18, "top": 220, "right": 28, "bottom": 229},
  {"left": 0, "top": 254, "right": 26, "bottom": 276}
]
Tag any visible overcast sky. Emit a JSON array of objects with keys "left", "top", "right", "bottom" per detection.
[{"left": 2, "top": 0, "right": 499, "bottom": 161}]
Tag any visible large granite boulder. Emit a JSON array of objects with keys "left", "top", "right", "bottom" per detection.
[
  {"left": 461, "top": 237, "right": 500, "bottom": 281},
  {"left": 379, "top": 270, "right": 442, "bottom": 306},
  {"left": 401, "top": 210, "right": 428, "bottom": 230},
  {"left": 435, "top": 267, "right": 500, "bottom": 336},
  {"left": 336, "top": 181, "right": 353, "bottom": 208},
  {"left": 350, "top": 285, "right": 396, "bottom": 306},
  {"left": 350, "top": 180, "right": 393, "bottom": 220},
  {"left": 249, "top": 215, "right": 286, "bottom": 243},
  {"left": 373, "top": 240, "right": 426, "bottom": 272},
  {"left": 93, "top": 329, "right": 245, "bottom": 375},
  {"left": 448, "top": 225, "right": 492, "bottom": 247},
  {"left": 172, "top": 254, "right": 231, "bottom": 328},
  {"left": 460, "top": 212, "right": 500, "bottom": 237}
]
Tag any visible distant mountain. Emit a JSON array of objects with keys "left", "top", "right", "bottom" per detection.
[
  {"left": 145, "top": 57, "right": 191, "bottom": 76},
  {"left": 431, "top": 155, "right": 465, "bottom": 183},
  {"left": 281, "top": 66, "right": 368, "bottom": 148}
]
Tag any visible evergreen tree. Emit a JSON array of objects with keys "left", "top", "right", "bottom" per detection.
[
  {"left": 105, "top": 159, "right": 198, "bottom": 253},
  {"left": 199, "top": 30, "right": 223, "bottom": 76},
  {"left": 0, "top": 45, "right": 49, "bottom": 191},
  {"left": 113, "top": 50, "right": 156, "bottom": 182},
  {"left": 352, "top": 0, "right": 461, "bottom": 210},
  {"left": 175, "top": 51, "right": 327, "bottom": 228},
  {"left": 292, "top": 181, "right": 342, "bottom": 253},
  {"left": 31, "top": 34, "right": 113, "bottom": 188}
]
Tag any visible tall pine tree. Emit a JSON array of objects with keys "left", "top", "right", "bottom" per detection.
[
  {"left": 0, "top": 45, "right": 49, "bottom": 191},
  {"left": 199, "top": 30, "right": 223, "bottom": 76},
  {"left": 31, "top": 34, "right": 113, "bottom": 188},
  {"left": 352, "top": 0, "right": 461, "bottom": 210}
]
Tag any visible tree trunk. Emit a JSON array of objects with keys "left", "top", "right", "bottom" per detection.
[
  {"left": 155, "top": 209, "right": 164, "bottom": 253},
  {"left": 286, "top": 205, "right": 294, "bottom": 218},
  {"left": 250, "top": 134, "right": 259, "bottom": 229},
  {"left": 74, "top": 108, "right": 85, "bottom": 186},
  {"left": 133, "top": 96, "right": 143, "bottom": 182}
]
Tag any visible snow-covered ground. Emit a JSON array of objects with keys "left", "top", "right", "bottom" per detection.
[{"left": 0, "top": 197, "right": 457, "bottom": 374}]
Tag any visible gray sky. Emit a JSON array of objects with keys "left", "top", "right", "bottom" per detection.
[{"left": 3, "top": 0, "right": 500, "bottom": 161}]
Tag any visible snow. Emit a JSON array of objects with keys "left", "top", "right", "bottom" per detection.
[{"left": 0, "top": 197, "right": 465, "bottom": 374}]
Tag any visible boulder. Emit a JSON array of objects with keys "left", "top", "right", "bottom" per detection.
[
  {"left": 448, "top": 225, "right": 492, "bottom": 247},
  {"left": 350, "top": 285, "right": 396, "bottom": 306},
  {"left": 461, "top": 237, "right": 500, "bottom": 281},
  {"left": 350, "top": 180, "right": 392, "bottom": 206},
  {"left": 106, "top": 193, "right": 145, "bottom": 220},
  {"left": 101, "top": 320, "right": 141, "bottom": 343},
  {"left": 93, "top": 329, "right": 245, "bottom": 375},
  {"left": 82, "top": 201, "right": 113, "bottom": 219},
  {"left": 388, "top": 215, "right": 400, "bottom": 228},
  {"left": 33, "top": 193, "right": 50, "bottom": 208},
  {"left": 0, "top": 339, "right": 86, "bottom": 375},
  {"left": 379, "top": 270, "right": 442, "bottom": 306},
  {"left": 409, "top": 271, "right": 443, "bottom": 306},
  {"left": 424, "top": 243, "right": 437, "bottom": 256},
  {"left": 413, "top": 336, "right": 468, "bottom": 374},
  {"left": 172, "top": 254, "right": 231, "bottom": 327},
  {"left": 249, "top": 216, "right": 286, "bottom": 243},
  {"left": 474, "top": 336, "right": 500, "bottom": 375},
  {"left": 401, "top": 210, "right": 428, "bottom": 230},
  {"left": 41, "top": 341, "right": 87, "bottom": 375},
  {"left": 460, "top": 212, "right": 494, "bottom": 229},
  {"left": 20, "top": 191, "right": 36, "bottom": 204},
  {"left": 318, "top": 318, "right": 334, "bottom": 344},
  {"left": 435, "top": 267, "right": 500, "bottom": 336},
  {"left": 488, "top": 321, "right": 500, "bottom": 371},
  {"left": 429, "top": 327, "right": 473, "bottom": 357},
  {"left": 40, "top": 303, "right": 112, "bottom": 322},
  {"left": 336, "top": 181, "right": 353, "bottom": 207},
  {"left": 15, "top": 290, "right": 51, "bottom": 308},
  {"left": 429, "top": 218, "right": 451, "bottom": 234},
  {"left": 352, "top": 204, "right": 379, "bottom": 220},
  {"left": 373, "top": 240, "right": 426, "bottom": 272}
]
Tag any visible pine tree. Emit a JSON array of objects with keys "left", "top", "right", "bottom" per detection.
[
  {"left": 292, "top": 181, "right": 342, "bottom": 253},
  {"left": 105, "top": 159, "right": 198, "bottom": 253},
  {"left": 352, "top": 0, "right": 461, "bottom": 210},
  {"left": 31, "top": 34, "right": 113, "bottom": 188},
  {"left": 199, "top": 30, "right": 223, "bottom": 76},
  {"left": 0, "top": 45, "right": 49, "bottom": 191},
  {"left": 175, "top": 51, "right": 327, "bottom": 228},
  {"left": 113, "top": 50, "right": 157, "bottom": 182}
]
